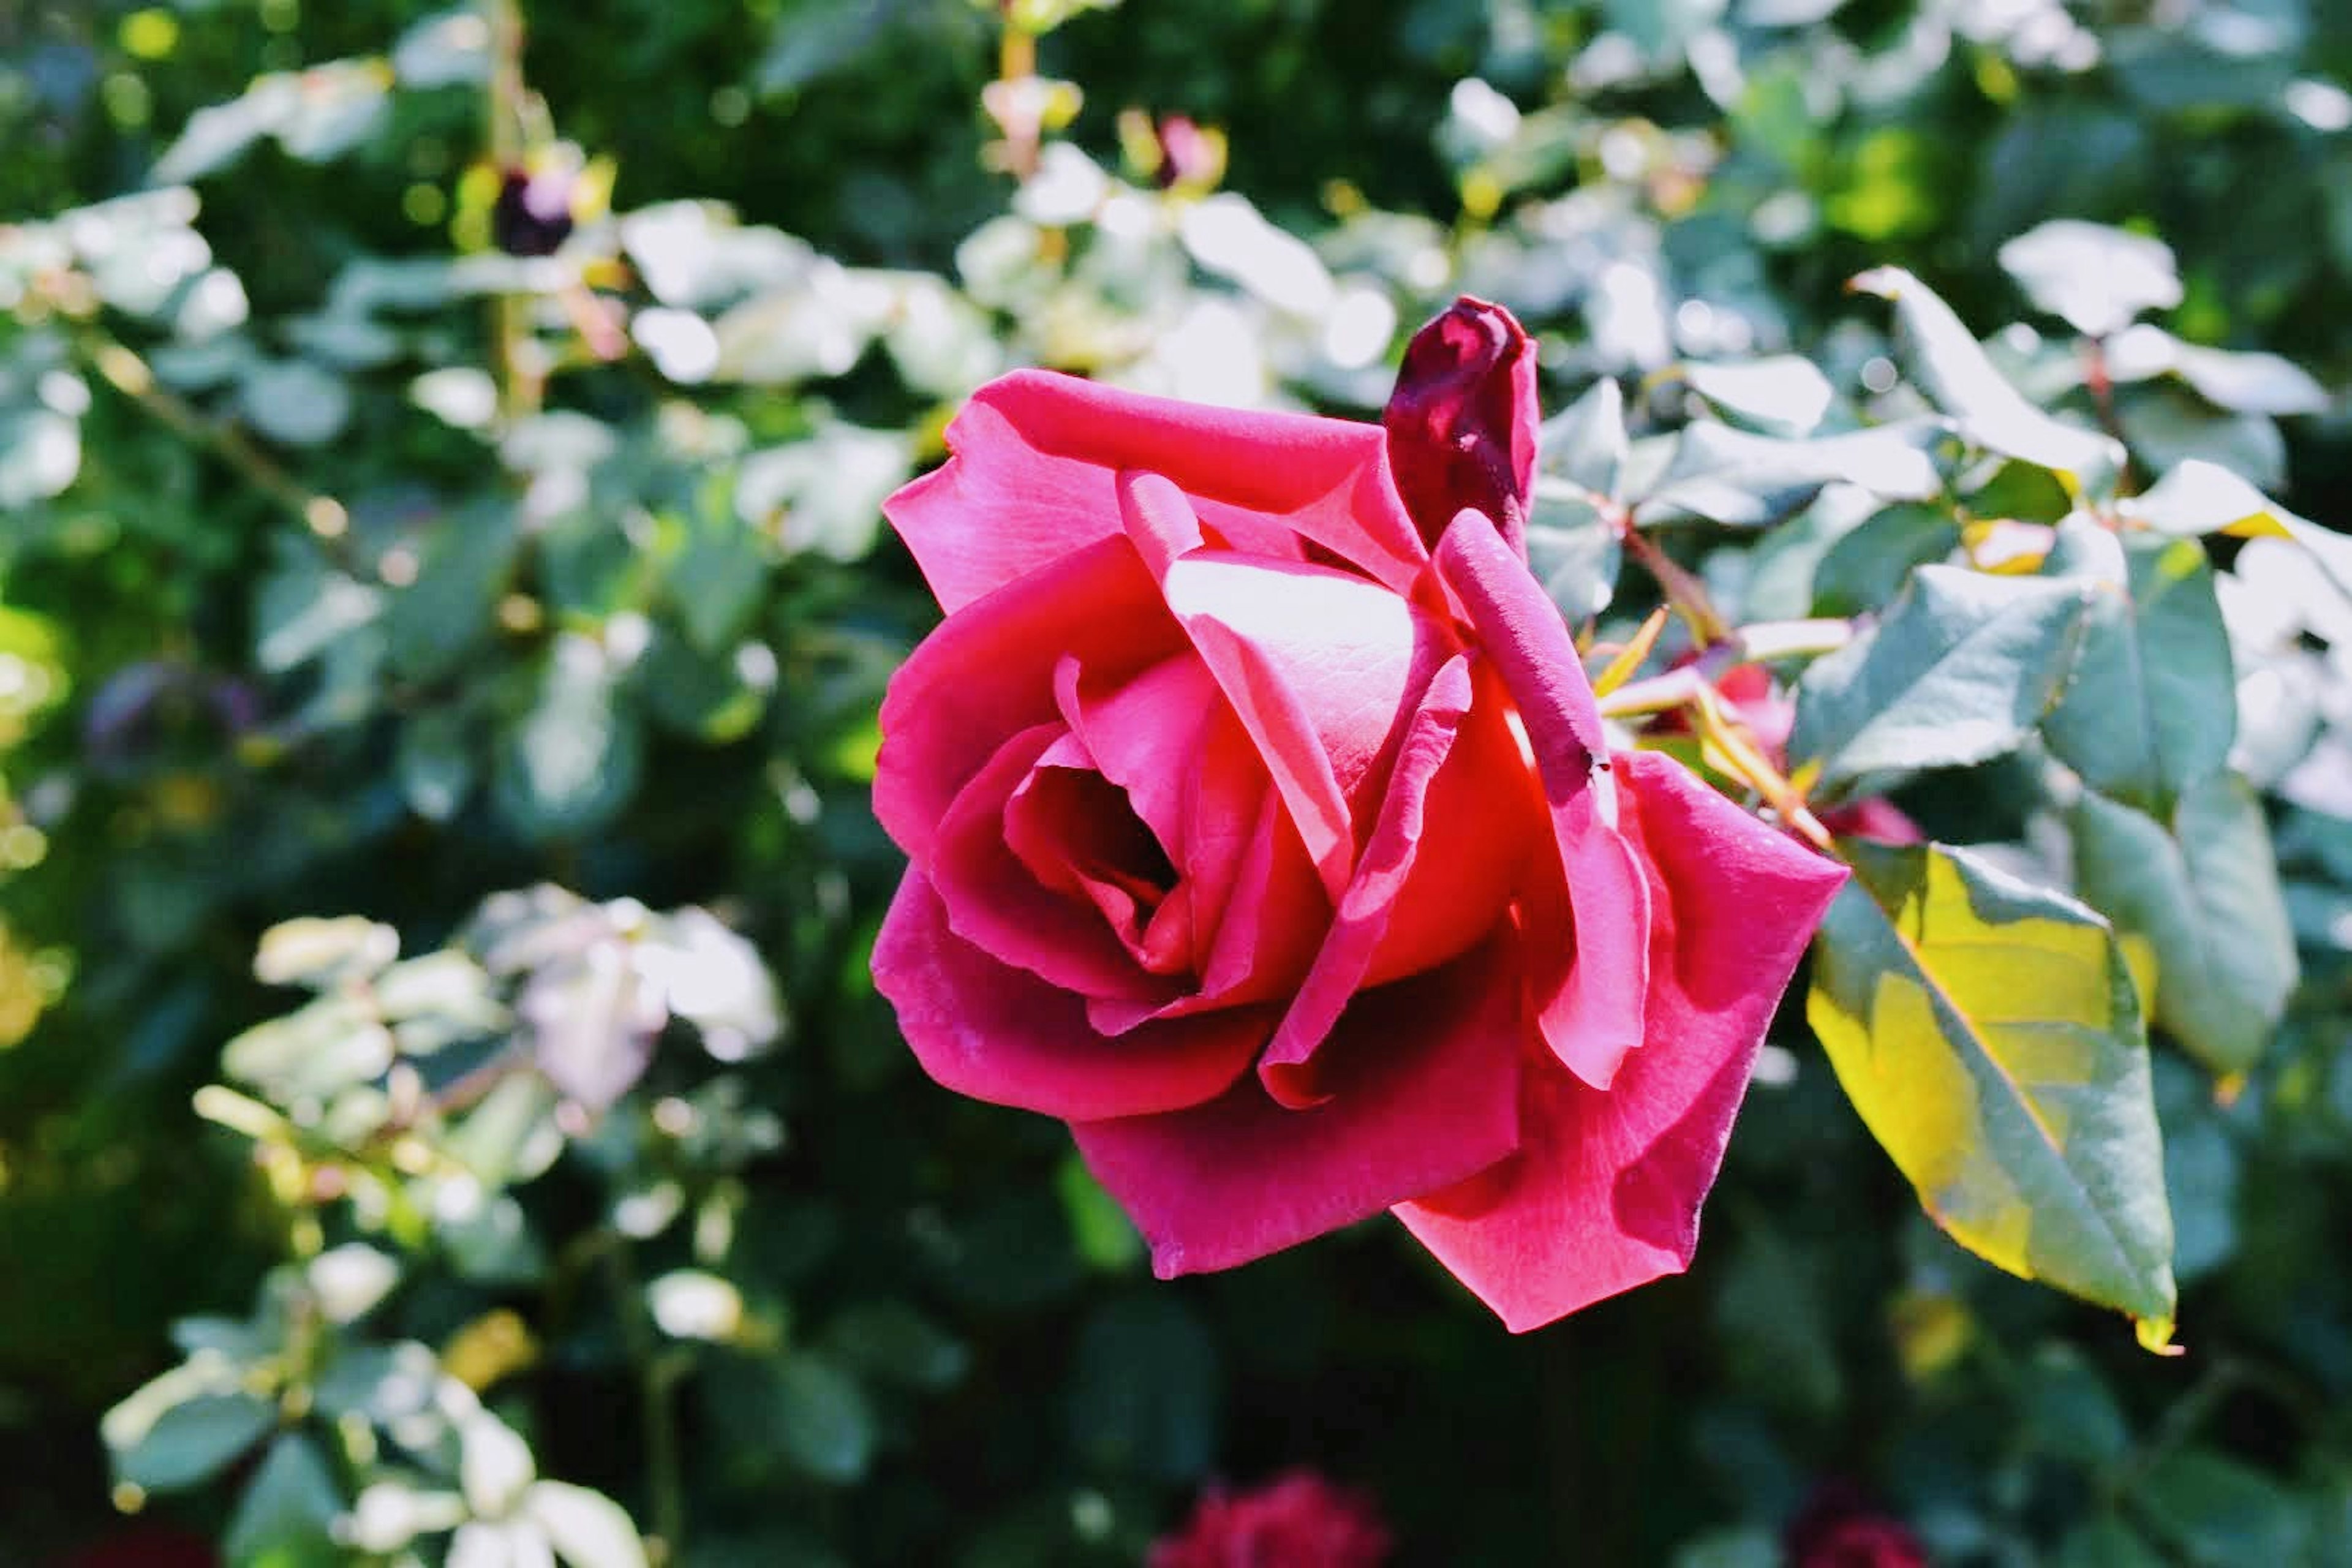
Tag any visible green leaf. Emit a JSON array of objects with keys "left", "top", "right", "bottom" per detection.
[
  {"left": 1790, "top": 565, "right": 2091, "bottom": 788},
  {"left": 526, "top": 1481, "right": 649, "bottom": 1568},
  {"left": 222, "top": 1432, "right": 343, "bottom": 1566},
  {"left": 107, "top": 1388, "right": 277, "bottom": 1492},
  {"left": 2040, "top": 519, "right": 2235, "bottom": 812},
  {"left": 2021, "top": 1343, "right": 2130, "bottom": 1466},
  {"left": 772, "top": 1353, "right": 876, "bottom": 1485},
  {"left": 734, "top": 423, "right": 910, "bottom": 562},
  {"left": 1683, "top": 356, "right": 1835, "bottom": 438},
  {"left": 492, "top": 633, "right": 644, "bottom": 842},
  {"left": 238, "top": 358, "right": 353, "bottom": 447},
  {"left": 1807, "top": 842, "right": 2177, "bottom": 1336},
  {"left": 1635, "top": 418, "right": 1948, "bottom": 527},
  {"left": 823, "top": 1300, "right": 970, "bottom": 1392},
  {"left": 2135, "top": 1450, "right": 2310, "bottom": 1566},
  {"left": 1807, "top": 502, "right": 1959, "bottom": 617},
  {"left": 2130, "top": 459, "right": 2352, "bottom": 607},
  {"left": 2071, "top": 777, "right": 2298, "bottom": 1074},
  {"left": 252, "top": 916, "right": 400, "bottom": 989},
  {"left": 1065, "top": 1294, "right": 1219, "bottom": 1482},
  {"left": 2057, "top": 1517, "right": 2170, "bottom": 1568},
  {"left": 1524, "top": 480, "right": 1619, "bottom": 622},
  {"left": 396, "top": 707, "right": 478, "bottom": 823},
  {"left": 1997, "top": 221, "right": 2181, "bottom": 339},
  {"left": 2120, "top": 388, "right": 2286, "bottom": 491},
  {"left": 1537, "top": 377, "right": 1628, "bottom": 499},
  {"left": 0, "top": 408, "right": 83, "bottom": 507},
  {"left": 1852, "top": 266, "right": 2124, "bottom": 487},
  {"left": 224, "top": 995, "right": 396, "bottom": 1100},
  {"left": 393, "top": 8, "right": 494, "bottom": 88},
  {"left": 384, "top": 503, "right": 522, "bottom": 680},
  {"left": 2154, "top": 1057, "right": 2239, "bottom": 1283},
  {"left": 2106, "top": 325, "right": 2328, "bottom": 417},
  {"left": 1056, "top": 1152, "right": 1145, "bottom": 1273},
  {"left": 665, "top": 505, "right": 771, "bottom": 654}
]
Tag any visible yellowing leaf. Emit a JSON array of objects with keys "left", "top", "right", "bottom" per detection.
[{"left": 1809, "top": 842, "right": 2176, "bottom": 1342}]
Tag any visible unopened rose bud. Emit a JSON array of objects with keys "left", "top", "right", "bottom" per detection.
[{"left": 491, "top": 165, "right": 575, "bottom": 258}]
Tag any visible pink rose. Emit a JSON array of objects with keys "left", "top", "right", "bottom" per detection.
[
  {"left": 871, "top": 298, "right": 1847, "bottom": 1330},
  {"left": 1148, "top": 1470, "right": 1392, "bottom": 1568},
  {"left": 1785, "top": 1483, "right": 1933, "bottom": 1568}
]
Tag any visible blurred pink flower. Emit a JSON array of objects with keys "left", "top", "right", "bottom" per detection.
[{"left": 1149, "top": 1470, "right": 1392, "bottom": 1568}]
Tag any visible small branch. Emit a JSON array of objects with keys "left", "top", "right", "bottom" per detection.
[
  {"left": 79, "top": 328, "right": 350, "bottom": 544},
  {"left": 2082, "top": 333, "right": 2138, "bottom": 497},
  {"left": 602, "top": 1239, "right": 687, "bottom": 1562}
]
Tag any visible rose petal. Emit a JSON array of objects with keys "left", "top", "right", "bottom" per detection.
[
  {"left": 874, "top": 872, "right": 1268, "bottom": 1120},
  {"left": 1256, "top": 655, "right": 1534, "bottom": 1106},
  {"left": 1435, "top": 515, "right": 1648, "bottom": 1088},
  {"left": 1002, "top": 758, "right": 1191, "bottom": 976},
  {"left": 1072, "top": 932, "right": 1527, "bottom": 1278},
  {"left": 874, "top": 537, "right": 1179, "bottom": 866},
  {"left": 1393, "top": 751, "right": 1849, "bottom": 1332},
  {"left": 933, "top": 722, "right": 1174, "bottom": 1005},
  {"left": 1163, "top": 551, "right": 1455, "bottom": 898},
  {"left": 1384, "top": 298, "right": 1539, "bottom": 552},
  {"left": 1087, "top": 782, "right": 1329, "bottom": 1036},
  {"left": 885, "top": 371, "right": 1428, "bottom": 612}
]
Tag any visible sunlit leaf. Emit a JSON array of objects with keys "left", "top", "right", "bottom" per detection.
[
  {"left": 1635, "top": 418, "right": 1948, "bottom": 527},
  {"left": 1790, "top": 565, "right": 2091, "bottom": 787},
  {"left": 492, "top": 633, "right": 644, "bottom": 842},
  {"left": 253, "top": 915, "right": 399, "bottom": 989},
  {"left": 1807, "top": 842, "right": 2176, "bottom": 1336},
  {"left": 526, "top": 1482, "right": 649, "bottom": 1568},
  {"left": 2130, "top": 459, "right": 2352, "bottom": 606},
  {"left": 1684, "top": 356, "right": 1836, "bottom": 437},
  {"left": 106, "top": 1387, "right": 276, "bottom": 1492},
  {"left": 1538, "top": 377, "right": 1629, "bottom": 499},
  {"left": 224, "top": 995, "right": 396, "bottom": 1100},
  {"left": 1852, "top": 266, "right": 2124, "bottom": 486},
  {"left": 1524, "top": 480, "right": 1619, "bottom": 622},
  {"left": 2040, "top": 519, "right": 2234, "bottom": 813},
  {"left": 239, "top": 358, "right": 352, "bottom": 447},
  {"left": 2071, "top": 777, "right": 2297, "bottom": 1074},
  {"left": 2105, "top": 325, "right": 2328, "bottom": 416},
  {"left": 1997, "top": 221, "right": 2182, "bottom": 339}
]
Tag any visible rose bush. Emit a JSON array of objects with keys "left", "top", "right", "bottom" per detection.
[{"left": 870, "top": 298, "right": 1848, "bottom": 1331}]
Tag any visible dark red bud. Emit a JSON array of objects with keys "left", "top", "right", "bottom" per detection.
[
  {"left": 1382, "top": 296, "right": 1539, "bottom": 555},
  {"left": 492, "top": 167, "right": 576, "bottom": 258}
]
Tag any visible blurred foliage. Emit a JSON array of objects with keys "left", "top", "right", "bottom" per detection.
[{"left": 6, "top": 0, "right": 2352, "bottom": 1563}]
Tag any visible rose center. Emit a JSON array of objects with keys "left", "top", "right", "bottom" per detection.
[{"left": 1004, "top": 763, "right": 1192, "bottom": 976}]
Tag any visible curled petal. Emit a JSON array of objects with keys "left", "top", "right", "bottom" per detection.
[
  {"left": 1435, "top": 518, "right": 1645, "bottom": 1088},
  {"left": 1257, "top": 655, "right": 1533, "bottom": 1106},
  {"left": 1162, "top": 551, "right": 1455, "bottom": 898},
  {"left": 933, "top": 722, "right": 1174, "bottom": 1005},
  {"left": 886, "top": 371, "right": 1428, "bottom": 612},
  {"left": 1383, "top": 298, "right": 1540, "bottom": 552},
  {"left": 873, "top": 873, "right": 1267, "bottom": 1121},
  {"left": 1072, "top": 932, "right": 1528, "bottom": 1278},
  {"left": 874, "top": 537, "right": 1179, "bottom": 866},
  {"left": 1393, "top": 751, "right": 1849, "bottom": 1332}
]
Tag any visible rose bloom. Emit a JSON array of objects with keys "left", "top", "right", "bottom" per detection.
[
  {"left": 1784, "top": 1483, "right": 1932, "bottom": 1568},
  {"left": 871, "top": 298, "right": 1847, "bottom": 1330},
  {"left": 1149, "top": 1470, "right": 1391, "bottom": 1568}
]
